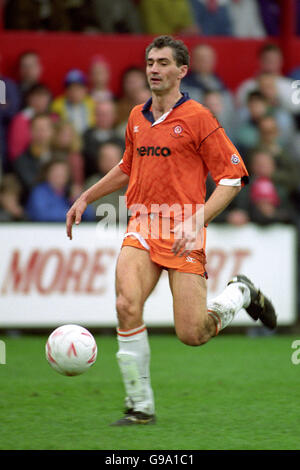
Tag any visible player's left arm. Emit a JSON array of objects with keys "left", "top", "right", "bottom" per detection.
[
  {"left": 203, "top": 183, "right": 241, "bottom": 225},
  {"left": 173, "top": 117, "right": 248, "bottom": 256},
  {"left": 201, "top": 125, "right": 249, "bottom": 225},
  {"left": 172, "top": 184, "right": 241, "bottom": 256}
]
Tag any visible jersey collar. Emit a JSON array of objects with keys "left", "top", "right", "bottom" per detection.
[{"left": 142, "top": 92, "right": 190, "bottom": 124}]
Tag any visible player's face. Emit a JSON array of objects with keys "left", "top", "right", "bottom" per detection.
[{"left": 146, "top": 47, "right": 187, "bottom": 95}]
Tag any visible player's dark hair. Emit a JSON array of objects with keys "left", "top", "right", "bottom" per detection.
[{"left": 145, "top": 35, "right": 190, "bottom": 68}]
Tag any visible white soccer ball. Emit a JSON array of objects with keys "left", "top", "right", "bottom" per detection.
[{"left": 45, "top": 324, "right": 98, "bottom": 376}]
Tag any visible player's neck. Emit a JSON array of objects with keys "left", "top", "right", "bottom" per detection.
[{"left": 151, "top": 89, "right": 183, "bottom": 120}]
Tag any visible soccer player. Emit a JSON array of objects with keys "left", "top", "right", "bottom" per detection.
[{"left": 66, "top": 36, "right": 277, "bottom": 425}]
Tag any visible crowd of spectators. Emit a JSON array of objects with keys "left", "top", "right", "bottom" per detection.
[
  {"left": 192, "top": 42, "right": 300, "bottom": 229},
  {"left": 3, "top": 0, "right": 299, "bottom": 37},
  {"left": 0, "top": 41, "right": 300, "bottom": 233}
]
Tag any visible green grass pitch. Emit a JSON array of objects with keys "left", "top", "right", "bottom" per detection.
[{"left": 1, "top": 333, "right": 300, "bottom": 450}]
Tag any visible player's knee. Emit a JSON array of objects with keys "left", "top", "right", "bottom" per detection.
[
  {"left": 177, "top": 329, "right": 210, "bottom": 347},
  {"left": 116, "top": 294, "right": 140, "bottom": 327}
]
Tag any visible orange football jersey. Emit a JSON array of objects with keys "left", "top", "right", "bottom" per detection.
[{"left": 119, "top": 93, "right": 248, "bottom": 220}]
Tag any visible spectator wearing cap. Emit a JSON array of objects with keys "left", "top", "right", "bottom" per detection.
[{"left": 51, "top": 69, "right": 95, "bottom": 135}]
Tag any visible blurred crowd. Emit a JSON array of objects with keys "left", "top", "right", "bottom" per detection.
[
  {"left": 4, "top": 0, "right": 300, "bottom": 37},
  {"left": 0, "top": 41, "right": 300, "bottom": 232}
]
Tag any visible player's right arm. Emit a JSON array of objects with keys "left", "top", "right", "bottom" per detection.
[{"left": 66, "top": 164, "right": 129, "bottom": 240}]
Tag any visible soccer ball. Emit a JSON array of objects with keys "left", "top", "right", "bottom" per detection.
[{"left": 45, "top": 324, "right": 97, "bottom": 376}]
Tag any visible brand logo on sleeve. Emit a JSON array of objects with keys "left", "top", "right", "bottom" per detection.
[{"left": 231, "top": 154, "right": 240, "bottom": 165}]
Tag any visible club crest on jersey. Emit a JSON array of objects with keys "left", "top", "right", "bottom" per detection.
[
  {"left": 171, "top": 125, "right": 184, "bottom": 138},
  {"left": 231, "top": 154, "right": 240, "bottom": 165}
]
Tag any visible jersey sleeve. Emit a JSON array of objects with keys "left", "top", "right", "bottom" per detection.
[
  {"left": 119, "top": 115, "right": 134, "bottom": 176},
  {"left": 198, "top": 110, "right": 249, "bottom": 187}
]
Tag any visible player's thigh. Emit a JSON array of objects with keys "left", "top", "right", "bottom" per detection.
[
  {"left": 168, "top": 269, "right": 208, "bottom": 345},
  {"left": 116, "top": 246, "right": 162, "bottom": 327}
]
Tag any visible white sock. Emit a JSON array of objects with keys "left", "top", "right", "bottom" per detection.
[
  {"left": 116, "top": 324, "right": 155, "bottom": 415},
  {"left": 207, "top": 282, "right": 251, "bottom": 334}
]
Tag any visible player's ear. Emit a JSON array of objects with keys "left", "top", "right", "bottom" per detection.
[{"left": 179, "top": 65, "right": 188, "bottom": 80}]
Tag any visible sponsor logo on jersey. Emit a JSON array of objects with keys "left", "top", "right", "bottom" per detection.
[
  {"left": 137, "top": 146, "right": 171, "bottom": 157},
  {"left": 231, "top": 154, "right": 240, "bottom": 165},
  {"left": 185, "top": 256, "right": 196, "bottom": 263},
  {"left": 133, "top": 125, "right": 139, "bottom": 133}
]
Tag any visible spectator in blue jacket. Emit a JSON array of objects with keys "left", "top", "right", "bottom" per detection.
[{"left": 26, "top": 158, "right": 94, "bottom": 222}]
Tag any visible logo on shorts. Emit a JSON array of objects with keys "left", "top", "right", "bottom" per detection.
[
  {"left": 185, "top": 256, "right": 196, "bottom": 263},
  {"left": 231, "top": 154, "right": 240, "bottom": 165}
]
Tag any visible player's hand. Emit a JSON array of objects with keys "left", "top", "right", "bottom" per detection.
[
  {"left": 171, "top": 224, "right": 197, "bottom": 257},
  {"left": 66, "top": 198, "right": 88, "bottom": 240}
]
